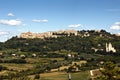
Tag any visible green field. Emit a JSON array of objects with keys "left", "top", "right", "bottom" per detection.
[{"left": 31, "top": 71, "right": 89, "bottom": 80}]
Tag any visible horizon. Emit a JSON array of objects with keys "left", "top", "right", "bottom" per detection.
[{"left": 0, "top": 0, "right": 120, "bottom": 42}]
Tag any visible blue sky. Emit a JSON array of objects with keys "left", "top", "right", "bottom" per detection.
[{"left": 0, "top": 0, "right": 120, "bottom": 42}]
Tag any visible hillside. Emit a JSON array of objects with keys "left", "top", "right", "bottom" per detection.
[
  {"left": 0, "top": 30, "right": 120, "bottom": 80},
  {"left": 0, "top": 29, "right": 120, "bottom": 54}
]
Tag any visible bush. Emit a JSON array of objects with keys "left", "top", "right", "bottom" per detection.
[
  {"left": 34, "top": 74, "right": 40, "bottom": 79},
  {"left": 0, "top": 65, "right": 7, "bottom": 71},
  {"left": 3, "top": 59, "right": 26, "bottom": 64}
]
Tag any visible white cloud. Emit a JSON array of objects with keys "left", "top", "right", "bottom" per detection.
[
  {"left": 0, "top": 31, "right": 9, "bottom": 36},
  {"left": 32, "top": 19, "right": 48, "bottom": 22},
  {"left": 0, "top": 19, "right": 22, "bottom": 26},
  {"left": 68, "top": 24, "right": 81, "bottom": 28},
  {"left": 110, "top": 22, "right": 120, "bottom": 30},
  {"left": 7, "top": 13, "right": 14, "bottom": 16}
]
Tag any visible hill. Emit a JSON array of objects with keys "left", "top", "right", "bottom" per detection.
[
  {"left": 0, "top": 29, "right": 120, "bottom": 80},
  {"left": 0, "top": 29, "right": 120, "bottom": 54}
]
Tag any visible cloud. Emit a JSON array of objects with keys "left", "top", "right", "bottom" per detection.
[
  {"left": 110, "top": 22, "right": 120, "bottom": 30},
  {"left": 0, "top": 31, "right": 9, "bottom": 36},
  {"left": 0, "top": 19, "right": 22, "bottom": 26},
  {"left": 32, "top": 19, "right": 48, "bottom": 22},
  {"left": 68, "top": 24, "right": 81, "bottom": 28},
  {"left": 7, "top": 13, "right": 14, "bottom": 16}
]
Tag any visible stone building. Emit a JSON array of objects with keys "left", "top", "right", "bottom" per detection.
[{"left": 106, "top": 43, "right": 116, "bottom": 53}]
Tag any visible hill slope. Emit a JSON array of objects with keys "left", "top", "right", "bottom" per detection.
[{"left": 0, "top": 30, "right": 120, "bottom": 54}]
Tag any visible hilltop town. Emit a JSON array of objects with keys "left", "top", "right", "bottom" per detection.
[
  {"left": 19, "top": 29, "right": 118, "bottom": 53},
  {"left": 20, "top": 29, "right": 120, "bottom": 39},
  {"left": 20, "top": 29, "right": 78, "bottom": 39}
]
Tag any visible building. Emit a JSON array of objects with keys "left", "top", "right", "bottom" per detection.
[
  {"left": 90, "top": 69, "right": 101, "bottom": 80},
  {"left": 20, "top": 29, "right": 78, "bottom": 39},
  {"left": 106, "top": 43, "right": 116, "bottom": 53},
  {"left": 115, "top": 33, "right": 120, "bottom": 36}
]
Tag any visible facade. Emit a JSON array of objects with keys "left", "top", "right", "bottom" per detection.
[{"left": 106, "top": 43, "right": 116, "bottom": 53}]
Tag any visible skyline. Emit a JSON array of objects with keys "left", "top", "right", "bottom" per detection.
[{"left": 0, "top": 0, "right": 120, "bottom": 42}]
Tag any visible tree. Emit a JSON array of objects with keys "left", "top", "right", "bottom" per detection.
[
  {"left": 95, "top": 61, "right": 120, "bottom": 80},
  {"left": 67, "top": 66, "right": 76, "bottom": 72},
  {"left": 0, "top": 65, "right": 7, "bottom": 71},
  {"left": 34, "top": 74, "right": 40, "bottom": 80},
  {"left": 46, "top": 66, "right": 51, "bottom": 72}
]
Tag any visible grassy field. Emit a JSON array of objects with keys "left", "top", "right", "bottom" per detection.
[
  {"left": 30, "top": 71, "right": 89, "bottom": 80},
  {"left": 0, "top": 57, "right": 64, "bottom": 71}
]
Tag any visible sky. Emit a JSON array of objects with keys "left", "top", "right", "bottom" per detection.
[{"left": 0, "top": 0, "right": 120, "bottom": 42}]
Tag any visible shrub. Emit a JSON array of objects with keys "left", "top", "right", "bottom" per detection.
[
  {"left": 0, "top": 65, "right": 7, "bottom": 71},
  {"left": 3, "top": 59, "right": 26, "bottom": 64},
  {"left": 34, "top": 74, "right": 40, "bottom": 79}
]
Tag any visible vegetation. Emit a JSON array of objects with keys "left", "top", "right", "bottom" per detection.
[
  {"left": 0, "top": 30, "right": 120, "bottom": 79},
  {"left": 95, "top": 62, "right": 120, "bottom": 80},
  {"left": 34, "top": 74, "right": 40, "bottom": 79},
  {"left": 0, "top": 30, "right": 119, "bottom": 54}
]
